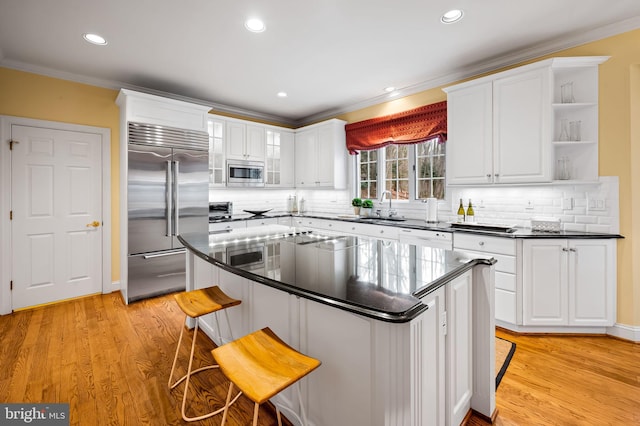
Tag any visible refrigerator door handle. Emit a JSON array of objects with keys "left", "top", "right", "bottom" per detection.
[
  {"left": 166, "top": 160, "right": 173, "bottom": 237},
  {"left": 173, "top": 160, "right": 179, "bottom": 236},
  {"left": 142, "top": 249, "right": 187, "bottom": 259}
]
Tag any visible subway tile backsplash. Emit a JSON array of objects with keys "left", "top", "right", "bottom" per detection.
[{"left": 210, "top": 176, "right": 619, "bottom": 235}]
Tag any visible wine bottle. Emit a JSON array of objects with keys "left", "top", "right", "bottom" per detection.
[
  {"left": 466, "top": 199, "right": 475, "bottom": 223},
  {"left": 457, "top": 199, "right": 465, "bottom": 223}
]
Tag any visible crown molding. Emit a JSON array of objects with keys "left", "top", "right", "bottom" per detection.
[
  {"left": 0, "top": 58, "right": 298, "bottom": 127},
  {"left": 2, "top": 15, "right": 640, "bottom": 129},
  {"left": 297, "top": 15, "right": 640, "bottom": 126}
]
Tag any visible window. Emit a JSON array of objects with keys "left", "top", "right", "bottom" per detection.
[
  {"left": 416, "top": 139, "right": 445, "bottom": 199},
  {"left": 359, "top": 150, "right": 378, "bottom": 199},
  {"left": 357, "top": 139, "right": 445, "bottom": 201}
]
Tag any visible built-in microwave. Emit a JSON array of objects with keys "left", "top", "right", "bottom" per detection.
[{"left": 227, "top": 160, "right": 265, "bottom": 187}]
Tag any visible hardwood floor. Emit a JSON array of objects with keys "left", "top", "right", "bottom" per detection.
[
  {"left": 469, "top": 329, "right": 640, "bottom": 426},
  {"left": 1, "top": 292, "right": 639, "bottom": 425},
  {"left": 0, "top": 292, "right": 290, "bottom": 426}
]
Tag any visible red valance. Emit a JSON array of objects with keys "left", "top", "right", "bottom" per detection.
[{"left": 345, "top": 101, "right": 447, "bottom": 154}]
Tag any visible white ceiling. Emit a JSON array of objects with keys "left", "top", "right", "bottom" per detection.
[{"left": 1, "top": 0, "right": 640, "bottom": 126}]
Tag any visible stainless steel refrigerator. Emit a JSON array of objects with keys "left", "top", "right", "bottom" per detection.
[{"left": 126, "top": 121, "right": 209, "bottom": 303}]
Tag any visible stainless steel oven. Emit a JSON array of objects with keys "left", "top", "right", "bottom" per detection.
[{"left": 227, "top": 160, "right": 264, "bottom": 187}]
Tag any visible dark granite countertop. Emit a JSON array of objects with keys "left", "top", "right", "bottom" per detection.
[
  {"left": 211, "top": 212, "right": 623, "bottom": 239},
  {"left": 180, "top": 226, "right": 494, "bottom": 323}
]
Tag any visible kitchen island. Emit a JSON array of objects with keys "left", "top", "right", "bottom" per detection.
[{"left": 178, "top": 225, "right": 496, "bottom": 426}]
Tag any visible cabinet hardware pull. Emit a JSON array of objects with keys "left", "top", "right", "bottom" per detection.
[
  {"left": 562, "top": 247, "right": 569, "bottom": 252},
  {"left": 479, "top": 241, "right": 485, "bottom": 246}
]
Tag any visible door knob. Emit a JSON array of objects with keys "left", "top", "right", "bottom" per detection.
[{"left": 86, "top": 221, "right": 100, "bottom": 228}]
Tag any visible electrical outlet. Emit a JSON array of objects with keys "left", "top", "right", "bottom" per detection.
[
  {"left": 589, "top": 198, "right": 606, "bottom": 211},
  {"left": 525, "top": 200, "right": 535, "bottom": 210},
  {"left": 562, "top": 197, "right": 574, "bottom": 210}
]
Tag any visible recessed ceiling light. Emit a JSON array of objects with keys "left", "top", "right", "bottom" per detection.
[
  {"left": 277, "top": 92, "right": 288, "bottom": 98},
  {"left": 82, "top": 33, "right": 107, "bottom": 45},
  {"left": 245, "top": 18, "right": 266, "bottom": 33},
  {"left": 384, "top": 87, "right": 396, "bottom": 93},
  {"left": 441, "top": 9, "right": 464, "bottom": 24}
]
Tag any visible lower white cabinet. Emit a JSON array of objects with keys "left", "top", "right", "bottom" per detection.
[
  {"left": 522, "top": 239, "right": 616, "bottom": 327},
  {"left": 453, "top": 234, "right": 518, "bottom": 325},
  {"left": 446, "top": 271, "right": 473, "bottom": 426}
]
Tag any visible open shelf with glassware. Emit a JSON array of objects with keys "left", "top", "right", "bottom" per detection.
[{"left": 550, "top": 57, "right": 608, "bottom": 183}]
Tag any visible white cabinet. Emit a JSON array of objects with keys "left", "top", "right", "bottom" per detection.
[
  {"left": 550, "top": 57, "right": 608, "bottom": 182},
  {"left": 245, "top": 217, "right": 279, "bottom": 227},
  {"left": 454, "top": 234, "right": 519, "bottom": 325},
  {"left": 226, "top": 120, "right": 265, "bottom": 162},
  {"left": 207, "top": 117, "right": 226, "bottom": 186},
  {"left": 522, "top": 239, "right": 616, "bottom": 327},
  {"left": 116, "top": 89, "right": 210, "bottom": 132},
  {"left": 492, "top": 68, "right": 551, "bottom": 184},
  {"left": 444, "top": 82, "right": 493, "bottom": 185},
  {"left": 444, "top": 56, "right": 608, "bottom": 186},
  {"left": 295, "top": 119, "right": 348, "bottom": 189},
  {"left": 446, "top": 271, "right": 473, "bottom": 426},
  {"left": 208, "top": 220, "right": 245, "bottom": 234},
  {"left": 265, "top": 128, "right": 295, "bottom": 187},
  {"left": 445, "top": 67, "right": 551, "bottom": 185}
]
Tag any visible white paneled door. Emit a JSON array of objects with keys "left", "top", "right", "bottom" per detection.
[{"left": 11, "top": 125, "right": 102, "bottom": 309}]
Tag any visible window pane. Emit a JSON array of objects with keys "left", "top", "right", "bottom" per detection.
[
  {"left": 433, "top": 179, "right": 445, "bottom": 199},
  {"left": 418, "top": 180, "right": 431, "bottom": 199},
  {"left": 433, "top": 156, "right": 445, "bottom": 177},
  {"left": 415, "top": 140, "right": 446, "bottom": 200},
  {"left": 398, "top": 159, "right": 409, "bottom": 179},
  {"left": 398, "top": 180, "right": 409, "bottom": 199}
]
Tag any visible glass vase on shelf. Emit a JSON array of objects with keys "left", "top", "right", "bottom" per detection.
[
  {"left": 557, "top": 156, "right": 571, "bottom": 180},
  {"left": 569, "top": 120, "right": 581, "bottom": 141},
  {"left": 559, "top": 119, "right": 570, "bottom": 141},
  {"left": 561, "top": 82, "right": 575, "bottom": 103}
]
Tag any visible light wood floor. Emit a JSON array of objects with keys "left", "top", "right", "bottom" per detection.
[
  {"left": 1, "top": 292, "right": 639, "bottom": 425},
  {"left": 471, "top": 329, "right": 640, "bottom": 426},
  {"left": 0, "top": 292, "right": 290, "bottom": 426}
]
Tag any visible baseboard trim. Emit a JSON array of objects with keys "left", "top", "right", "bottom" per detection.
[
  {"left": 607, "top": 323, "right": 640, "bottom": 343},
  {"left": 106, "top": 280, "right": 121, "bottom": 294}
]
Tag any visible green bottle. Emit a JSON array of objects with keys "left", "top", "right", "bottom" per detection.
[
  {"left": 457, "top": 199, "right": 465, "bottom": 223},
  {"left": 466, "top": 200, "right": 475, "bottom": 223}
]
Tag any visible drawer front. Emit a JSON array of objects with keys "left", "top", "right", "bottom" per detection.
[
  {"left": 454, "top": 234, "right": 516, "bottom": 255},
  {"left": 492, "top": 253, "right": 516, "bottom": 274},
  {"left": 495, "top": 271, "right": 516, "bottom": 292},
  {"left": 495, "top": 288, "right": 516, "bottom": 324}
]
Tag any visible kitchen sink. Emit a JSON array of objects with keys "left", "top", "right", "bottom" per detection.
[{"left": 358, "top": 216, "right": 406, "bottom": 222}]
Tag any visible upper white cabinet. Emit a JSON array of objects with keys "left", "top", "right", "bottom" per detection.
[
  {"left": 207, "top": 117, "right": 226, "bottom": 186},
  {"left": 295, "top": 119, "right": 348, "bottom": 189},
  {"left": 444, "top": 56, "right": 608, "bottom": 185},
  {"left": 522, "top": 238, "right": 616, "bottom": 327},
  {"left": 266, "top": 128, "right": 295, "bottom": 188},
  {"left": 550, "top": 57, "right": 608, "bottom": 182},
  {"left": 208, "top": 114, "right": 294, "bottom": 188},
  {"left": 226, "top": 120, "right": 265, "bottom": 161},
  {"left": 116, "top": 89, "right": 210, "bottom": 132},
  {"left": 445, "top": 82, "right": 494, "bottom": 184}
]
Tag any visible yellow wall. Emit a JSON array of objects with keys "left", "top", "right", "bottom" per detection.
[
  {"left": 338, "top": 29, "right": 640, "bottom": 327},
  {"left": 1, "top": 28, "right": 638, "bottom": 326},
  {"left": 0, "top": 68, "right": 122, "bottom": 282}
]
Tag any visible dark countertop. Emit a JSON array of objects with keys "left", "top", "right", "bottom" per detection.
[
  {"left": 179, "top": 226, "right": 494, "bottom": 323},
  {"left": 211, "top": 212, "right": 623, "bottom": 239}
]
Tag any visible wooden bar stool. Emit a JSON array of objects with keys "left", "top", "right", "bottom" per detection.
[
  {"left": 168, "top": 286, "right": 242, "bottom": 422},
  {"left": 212, "top": 327, "right": 321, "bottom": 426}
]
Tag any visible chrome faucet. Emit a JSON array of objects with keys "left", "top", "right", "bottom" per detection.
[{"left": 378, "top": 190, "right": 396, "bottom": 217}]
